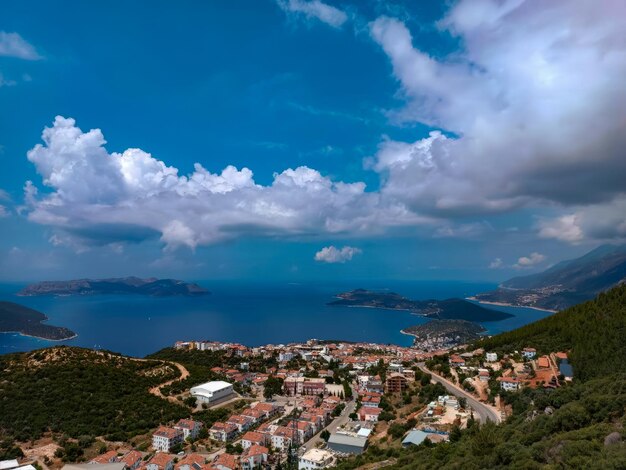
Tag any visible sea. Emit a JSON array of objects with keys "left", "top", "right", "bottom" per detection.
[{"left": 0, "top": 280, "right": 553, "bottom": 358}]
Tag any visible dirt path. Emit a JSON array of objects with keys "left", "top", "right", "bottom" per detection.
[{"left": 132, "top": 357, "right": 190, "bottom": 403}]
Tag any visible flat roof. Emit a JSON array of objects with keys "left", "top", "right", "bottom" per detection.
[
  {"left": 328, "top": 434, "right": 367, "bottom": 449},
  {"left": 191, "top": 381, "right": 233, "bottom": 392},
  {"left": 300, "top": 449, "right": 334, "bottom": 463},
  {"left": 0, "top": 460, "right": 19, "bottom": 470}
]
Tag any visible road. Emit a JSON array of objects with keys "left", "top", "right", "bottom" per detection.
[
  {"left": 418, "top": 365, "right": 502, "bottom": 424},
  {"left": 302, "top": 387, "right": 357, "bottom": 451}
]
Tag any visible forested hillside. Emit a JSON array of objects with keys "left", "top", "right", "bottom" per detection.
[
  {"left": 0, "top": 347, "right": 186, "bottom": 442},
  {"left": 477, "top": 285, "right": 626, "bottom": 381},
  {"left": 334, "top": 286, "right": 626, "bottom": 469}
]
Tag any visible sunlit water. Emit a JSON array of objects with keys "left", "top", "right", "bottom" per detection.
[{"left": 0, "top": 280, "right": 553, "bottom": 357}]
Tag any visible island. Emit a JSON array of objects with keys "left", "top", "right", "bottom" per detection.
[
  {"left": 402, "top": 319, "right": 486, "bottom": 351},
  {"left": 328, "top": 288, "right": 513, "bottom": 321},
  {"left": 17, "top": 277, "right": 210, "bottom": 297},
  {"left": 0, "top": 301, "right": 77, "bottom": 341}
]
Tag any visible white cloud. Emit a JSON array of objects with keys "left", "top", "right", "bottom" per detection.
[
  {"left": 24, "top": 117, "right": 428, "bottom": 250},
  {"left": 368, "top": 2, "right": 626, "bottom": 217},
  {"left": 489, "top": 258, "right": 503, "bottom": 269},
  {"left": 538, "top": 198, "right": 626, "bottom": 243},
  {"left": 514, "top": 252, "right": 546, "bottom": 269},
  {"left": 0, "top": 32, "right": 41, "bottom": 60},
  {"left": 314, "top": 245, "right": 361, "bottom": 263},
  {"left": 277, "top": 0, "right": 348, "bottom": 28}
]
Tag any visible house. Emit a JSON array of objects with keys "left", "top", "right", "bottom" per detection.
[
  {"left": 240, "top": 408, "right": 264, "bottom": 423},
  {"left": 485, "top": 352, "right": 498, "bottom": 362},
  {"left": 209, "top": 422, "right": 238, "bottom": 442},
  {"left": 152, "top": 426, "right": 184, "bottom": 452},
  {"left": 270, "top": 426, "right": 297, "bottom": 451},
  {"left": 174, "top": 419, "right": 203, "bottom": 440},
  {"left": 120, "top": 451, "right": 143, "bottom": 470},
  {"left": 226, "top": 414, "right": 254, "bottom": 433},
  {"left": 147, "top": 453, "right": 175, "bottom": 470},
  {"left": 190, "top": 381, "right": 234, "bottom": 404},
  {"left": 449, "top": 355, "right": 465, "bottom": 367},
  {"left": 174, "top": 454, "right": 205, "bottom": 470},
  {"left": 359, "top": 407, "right": 382, "bottom": 422},
  {"left": 361, "top": 395, "right": 381, "bottom": 408},
  {"left": 522, "top": 348, "right": 537, "bottom": 359},
  {"left": 240, "top": 431, "right": 267, "bottom": 449},
  {"left": 298, "top": 449, "right": 335, "bottom": 470},
  {"left": 213, "top": 454, "right": 237, "bottom": 470},
  {"left": 253, "top": 402, "right": 280, "bottom": 418},
  {"left": 536, "top": 356, "right": 550, "bottom": 369},
  {"left": 498, "top": 376, "right": 521, "bottom": 391},
  {"left": 240, "top": 445, "right": 268, "bottom": 470},
  {"left": 478, "top": 369, "right": 490, "bottom": 382},
  {"left": 385, "top": 373, "right": 408, "bottom": 393},
  {"left": 91, "top": 451, "right": 119, "bottom": 464}
]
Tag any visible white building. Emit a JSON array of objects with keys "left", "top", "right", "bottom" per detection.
[
  {"left": 152, "top": 426, "right": 184, "bottom": 452},
  {"left": 485, "top": 352, "right": 498, "bottom": 362},
  {"left": 174, "top": 418, "right": 202, "bottom": 440},
  {"left": 298, "top": 449, "right": 336, "bottom": 470},
  {"left": 522, "top": 348, "right": 537, "bottom": 359},
  {"left": 190, "top": 380, "right": 234, "bottom": 404}
]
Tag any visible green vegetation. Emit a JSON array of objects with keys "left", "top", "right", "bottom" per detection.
[
  {"left": 0, "top": 301, "right": 75, "bottom": 341},
  {"left": 334, "top": 286, "right": 626, "bottom": 469},
  {"left": 476, "top": 285, "right": 626, "bottom": 381},
  {"left": 0, "top": 346, "right": 186, "bottom": 442}
]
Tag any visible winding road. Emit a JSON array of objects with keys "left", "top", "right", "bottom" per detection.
[{"left": 418, "top": 364, "right": 502, "bottom": 424}]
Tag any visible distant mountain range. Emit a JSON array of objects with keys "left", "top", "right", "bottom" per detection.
[
  {"left": 329, "top": 288, "right": 513, "bottom": 322},
  {"left": 473, "top": 244, "right": 626, "bottom": 311},
  {"left": 17, "top": 277, "right": 210, "bottom": 297}
]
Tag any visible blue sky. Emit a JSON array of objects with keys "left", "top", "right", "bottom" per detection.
[{"left": 1, "top": 0, "right": 625, "bottom": 282}]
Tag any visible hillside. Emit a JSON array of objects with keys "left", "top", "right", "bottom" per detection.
[
  {"left": 0, "top": 347, "right": 187, "bottom": 442},
  {"left": 0, "top": 301, "right": 76, "bottom": 340},
  {"left": 335, "top": 286, "right": 626, "bottom": 469},
  {"left": 18, "top": 277, "right": 210, "bottom": 297},
  {"left": 474, "top": 244, "right": 626, "bottom": 310},
  {"left": 476, "top": 285, "right": 626, "bottom": 382}
]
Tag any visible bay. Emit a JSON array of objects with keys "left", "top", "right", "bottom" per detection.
[{"left": 0, "top": 280, "right": 553, "bottom": 357}]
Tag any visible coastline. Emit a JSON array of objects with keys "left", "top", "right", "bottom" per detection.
[
  {"left": 466, "top": 297, "right": 557, "bottom": 314},
  {"left": 0, "top": 330, "right": 78, "bottom": 342}
]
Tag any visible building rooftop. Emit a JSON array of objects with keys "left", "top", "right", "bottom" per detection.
[
  {"left": 327, "top": 433, "right": 368, "bottom": 449},
  {"left": 300, "top": 449, "right": 334, "bottom": 464},
  {"left": 191, "top": 381, "right": 232, "bottom": 393}
]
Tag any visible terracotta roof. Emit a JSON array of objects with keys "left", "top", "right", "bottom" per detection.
[
  {"left": 244, "top": 445, "right": 268, "bottom": 458},
  {"left": 149, "top": 452, "right": 174, "bottom": 468},
  {"left": 153, "top": 426, "right": 183, "bottom": 439},
  {"left": 213, "top": 453, "right": 237, "bottom": 470},
  {"left": 91, "top": 450, "right": 119, "bottom": 464},
  {"left": 175, "top": 453, "right": 205, "bottom": 469},
  {"left": 241, "top": 431, "right": 265, "bottom": 444},
  {"left": 121, "top": 450, "right": 143, "bottom": 467},
  {"left": 175, "top": 419, "right": 201, "bottom": 430}
]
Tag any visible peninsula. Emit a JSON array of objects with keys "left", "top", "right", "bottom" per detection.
[
  {"left": 0, "top": 301, "right": 76, "bottom": 341},
  {"left": 18, "top": 277, "right": 210, "bottom": 297},
  {"left": 473, "top": 244, "right": 626, "bottom": 311},
  {"left": 402, "top": 319, "right": 486, "bottom": 350},
  {"left": 328, "top": 289, "right": 513, "bottom": 322}
]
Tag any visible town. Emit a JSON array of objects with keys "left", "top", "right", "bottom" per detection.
[{"left": 3, "top": 337, "right": 574, "bottom": 470}]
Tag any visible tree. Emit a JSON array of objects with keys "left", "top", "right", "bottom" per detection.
[
  {"left": 320, "top": 430, "right": 330, "bottom": 442},
  {"left": 263, "top": 376, "right": 284, "bottom": 399}
]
